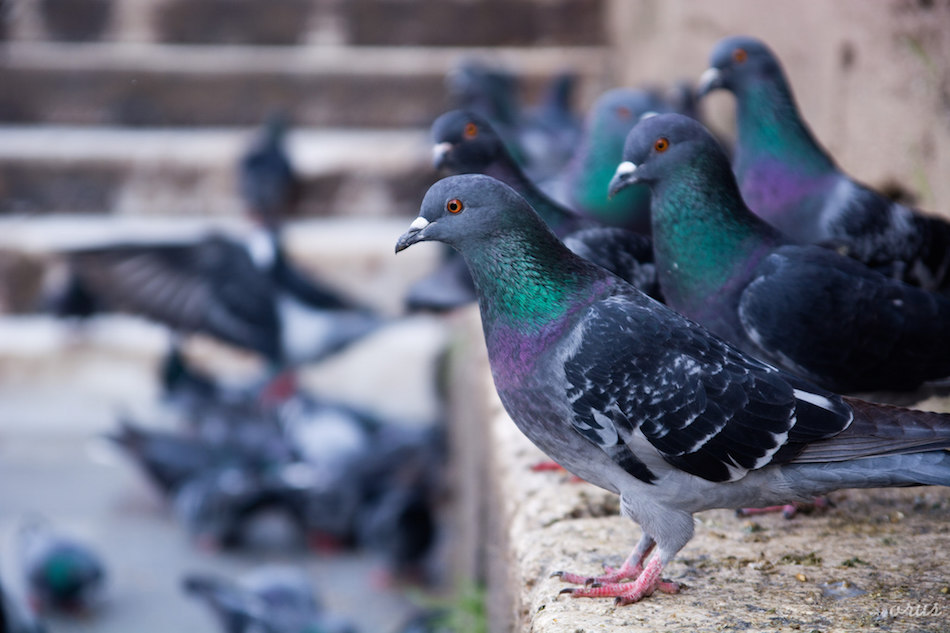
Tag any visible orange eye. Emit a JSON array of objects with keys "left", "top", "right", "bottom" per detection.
[
  {"left": 463, "top": 122, "right": 478, "bottom": 139},
  {"left": 654, "top": 137, "right": 669, "bottom": 153},
  {"left": 446, "top": 198, "right": 464, "bottom": 214},
  {"left": 615, "top": 106, "right": 632, "bottom": 120},
  {"left": 733, "top": 48, "right": 748, "bottom": 64}
]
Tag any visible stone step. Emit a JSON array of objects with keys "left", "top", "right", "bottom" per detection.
[
  {"left": 0, "top": 42, "right": 611, "bottom": 127},
  {"left": 0, "top": 125, "right": 434, "bottom": 216},
  {"left": 5, "top": 0, "right": 607, "bottom": 47}
]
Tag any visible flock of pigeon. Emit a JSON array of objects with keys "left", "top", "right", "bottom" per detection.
[
  {"left": 397, "top": 35, "right": 950, "bottom": 607},
  {"left": 4, "top": 31, "right": 950, "bottom": 631}
]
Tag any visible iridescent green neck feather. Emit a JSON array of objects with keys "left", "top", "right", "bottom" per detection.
[
  {"left": 733, "top": 74, "right": 835, "bottom": 177},
  {"left": 650, "top": 154, "right": 782, "bottom": 310}
]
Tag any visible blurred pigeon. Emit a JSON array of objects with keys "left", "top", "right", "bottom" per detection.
[
  {"left": 698, "top": 35, "right": 950, "bottom": 291},
  {"left": 395, "top": 173, "right": 950, "bottom": 604},
  {"left": 431, "top": 109, "right": 594, "bottom": 238},
  {"left": 355, "top": 425, "right": 445, "bottom": 583},
  {"left": 183, "top": 566, "right": 357, "bottom": 633},
  {"left": 106, "top": 416, "right": 224, "bottom": 496},
  {"left": 517, "top": 71, "right": 583, "bottom": 183},
  {"left": 556, "top": 88, "right": 672, "bottom": 233},
  {"left": 609, "top": 113, "right": 950, "bottom": 393},
  {"left": 55, "top": 231, "right": 382, "bottom": 365},
  {"left": 173, "top": 464, "right": 317, "bottom": 550},
  {"left": 240, "top": 112, "right": 302, "bottom": 228},
  {"left": 17, "top": 520, "right": 106, "bottom": 613},
  {"left": 445, "top": 59, "right": 527, "bottom": 166},
  {"left": 1, "top": 572, "right": 47, "bottom": 633}
]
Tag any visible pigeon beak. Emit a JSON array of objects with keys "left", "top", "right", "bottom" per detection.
[
  {"left": 696, "top": 67, "right": 723, "bottom": 97},
  {"left": 395, "top": 216, "right": 431, "bottom": 253},
  {"left": 607, "top": 161, "right": 639, "bottom": 198},
  {"left": 432, "top": 142, "right": 453, "bottom": 169}
]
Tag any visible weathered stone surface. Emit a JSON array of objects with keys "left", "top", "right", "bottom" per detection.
[{"left": 343, "top": 0, "right": 607, "bottom": 47}]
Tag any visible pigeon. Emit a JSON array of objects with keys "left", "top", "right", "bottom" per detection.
[
  {"left": 516, "top": 71, "right": 583, "bottom": 183},
  {"left": 1, "top": 572, "right": 47, "bottom": 633},
  {"left": 354, "top": 425, "right": 445, "bottom": 583},
  {"left": 395, "top": 173, "right": 950, "bottom": 604},
  {"left": 431, "top": 109, "right": 594, "bottom": 238},
  {"left": 555, "top": 88, "right": 672, "bottom": 233},
  {"left": 183, "top": 566, "right": 357, "bottom": 633},
  {"left": 608, "top": 113, "right": 950, "bottom": 394},
  {"left": 239, "top": 112, "right": 303, "bottom": 228},
  {"left": 106, "top": 416, "right": 227, "bottom": 496},
  {"left": 445, "top": 60, "right": 528, "bottom": 166},
  {"left": 56, "top": 230, "right": 382, "bottom": 365},
  {"left": 17, "top": 520, "right": 106, "bottom": 613},
  {"left": 173, "top": 463, "right": 318, "bottom": 550},
  {"left": 697, "top": 35, "right": 950, "bottom": 291}
]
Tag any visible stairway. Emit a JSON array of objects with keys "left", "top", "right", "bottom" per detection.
[{"left": 0, "top": 0, "right": 614, "bottom": 216}]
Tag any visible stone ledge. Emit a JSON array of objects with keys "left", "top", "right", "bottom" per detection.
[{"left": 453, "top": 310, "right": 950, "bottom": 632}]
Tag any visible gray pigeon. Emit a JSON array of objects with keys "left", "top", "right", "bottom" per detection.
[
  {"left": 697, "top": 35, "right": 950, "bottom": 291},
  {"left": 607, "top": 113, "right": 950, "bottom": 394},
  {"left": 395, "top": 174, "right": 950, "bottom": 604}
]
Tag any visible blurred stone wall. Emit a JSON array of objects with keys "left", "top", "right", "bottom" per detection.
[{"left": 607, "top": 0, "right": 950, "bottom": 216}]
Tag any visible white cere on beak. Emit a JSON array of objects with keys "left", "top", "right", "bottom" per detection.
[
  {"left": 615, "top": 161, "right": 637, "bottom": 177},
  {"left": 432, "top": 142, "right": 453, "bottom": 163},
  {"left": 698, "top": 67, "right": 721, "bottom": 93},
  {"left": 639, "top": 111, "right": 660, "bottom": 121},
  {"left": 409, "top": 216, "right": 430, "bottom": 231}
]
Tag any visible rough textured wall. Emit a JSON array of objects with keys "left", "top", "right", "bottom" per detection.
[{"left": 607, "top": 0, "right": 950, "bottom": 216}]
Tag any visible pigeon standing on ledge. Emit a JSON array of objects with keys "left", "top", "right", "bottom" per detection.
[
  {"left": 395, "top": 174, "right": 950, "bottom": 605},
  {"left": 608, "top": 113, "right": 950, "bottom": 394},
  {"left": 698, "top": 35, "right": 950, "bottom": 291}
]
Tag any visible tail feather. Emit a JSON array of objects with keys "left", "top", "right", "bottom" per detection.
[
  {"left": 793, "top": 397, "right": 950, "bottom": 463},
  {"left": 788, "top": 451, "right": 950, "bottom": 497}
]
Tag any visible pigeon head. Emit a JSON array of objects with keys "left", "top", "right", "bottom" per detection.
[
  {"left": 609, "top": 113, "right": 729, "bottom": 196},
  {"left": 697, "top": 36, "right": 785, "bottom": 97},
  {"left": 587, "top": 88, "right": 669, "bottom": 141},
  {"left": 430, "top": 110, "right": 508, "bottom": 173},
  {"left": 396, "top": 174, "right": 542, "bottom": 254}
]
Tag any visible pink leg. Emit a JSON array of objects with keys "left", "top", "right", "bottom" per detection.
[
  {"left": 553, "top": 537, "right": 655, "bottom": 585},
  {"left": 736, "top": 496, "right": 833, "bottom": 520},
  {"left": 559, "top": 556, "right": 679, "bottom": 605}
]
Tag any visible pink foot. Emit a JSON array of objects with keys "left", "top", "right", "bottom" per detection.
[
  {"left": 736, "top": 496, "right": 833, "bottom": 519},
  {"left": 529, "top": 460, "right": 585, "bottom": 483},
  {"left": 530, "top": 460, "right": 565, "bottom": 472},
  {"left": 558, "top": 557, "right": 679, "bottom": 605}
]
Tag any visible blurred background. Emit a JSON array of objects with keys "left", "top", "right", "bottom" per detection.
[{"left": 0, "top": 1, "right": 948, "bottom": 632}]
